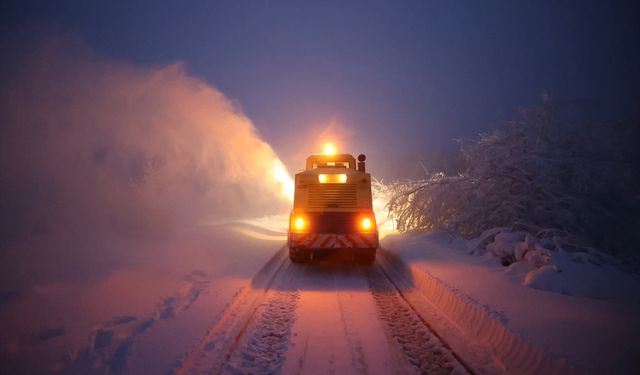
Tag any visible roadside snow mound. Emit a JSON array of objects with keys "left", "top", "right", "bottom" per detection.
[{"left": 461, "top": 228, "right": 640, "bottom": 302}]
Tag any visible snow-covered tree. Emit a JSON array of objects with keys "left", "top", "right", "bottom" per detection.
[{"left": 386, "top": 99, "right": 640, "bottom": 262}]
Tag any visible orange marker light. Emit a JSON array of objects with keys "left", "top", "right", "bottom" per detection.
[
  {"left": 361, "top": 217, "right": 373, "bottom": 231},
  {"left": 294, "top": 216, "right": 306, "bottom": 231}
]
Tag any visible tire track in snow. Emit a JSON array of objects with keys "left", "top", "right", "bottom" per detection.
[
  {"left": 366, "top": 265, "right": 469, "bottom": 375},
  {"left": 334, "top": 269, "right": 369, "bottom": 375},
  {"left": 376, "top": 250, "right": 504, "bottom": 375},
  {"left": 223, "top": 286, "right": 300, "bottom": 374},
  {"left": 175, "top": 248, "right": 478, "bottom": 375},
  {"left": 172, "top": 247, "right": 293, "bottom": 375},
  {"left": 282, "top": 261, "right": 399, "bottom": 375}
]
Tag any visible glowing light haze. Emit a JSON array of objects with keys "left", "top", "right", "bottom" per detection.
[{"left": 0, "top": 35, "right": 294, "bottom": 248}]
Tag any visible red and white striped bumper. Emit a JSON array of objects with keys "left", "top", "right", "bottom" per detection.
[{"left": 288, "top": 232, "right": 378, "bottom": 249}]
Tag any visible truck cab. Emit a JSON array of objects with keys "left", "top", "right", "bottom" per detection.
[{"left": 288, "top": 152, "right": 378, "bottom": 264}]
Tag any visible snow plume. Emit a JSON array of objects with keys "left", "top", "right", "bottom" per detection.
[{"left": 0, "top": 35, "right": 293, "bottom": 246}]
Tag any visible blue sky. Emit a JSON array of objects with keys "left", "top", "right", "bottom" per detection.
[{"left": 2, "top": 0, "right": 638, "bottom": 177}]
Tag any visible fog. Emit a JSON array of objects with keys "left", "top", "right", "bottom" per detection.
[{"left": 0, "top": 35, "right": 293, "bottom": 282}]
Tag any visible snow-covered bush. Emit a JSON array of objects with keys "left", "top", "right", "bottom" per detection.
[{"left": 386, "top": 98, "right": 640, "bottom": 263}]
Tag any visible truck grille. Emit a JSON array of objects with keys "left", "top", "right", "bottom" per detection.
[
  {"left": 307, "top": 212, "right": 359, "bottom": 233},
  {"left": 308, "top": 184, "right": 357, "bottom": 209}
]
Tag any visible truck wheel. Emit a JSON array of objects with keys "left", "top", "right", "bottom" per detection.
[
  {"left": 355, "top": 248, "right": 376, "bottom": 265},
  {"left": 289, "top": 247, "right": 311, "bottom": 263}
]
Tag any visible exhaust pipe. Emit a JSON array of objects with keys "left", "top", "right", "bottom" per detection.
[{"left": 357, "top": 154, "right": 366, "bottom": 172}]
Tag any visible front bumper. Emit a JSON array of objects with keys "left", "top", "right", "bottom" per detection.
[{"left": 288, "top": 232, "right": 378, "bottom": 249}]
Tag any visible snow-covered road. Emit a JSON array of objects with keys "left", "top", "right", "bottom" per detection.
[
  {"left": 173, "top": 247, "right": 493, "bottom": 375},
  {"left": 7, "top": 216, "right": 635, "bottom": 374}
]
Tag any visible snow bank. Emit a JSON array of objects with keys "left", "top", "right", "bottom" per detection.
[
  {"left": 382, "top": 232, "right": 640, "bottom": 374},
  {"left": 462, "top": 228, "right": 640, "bottom": 302}
]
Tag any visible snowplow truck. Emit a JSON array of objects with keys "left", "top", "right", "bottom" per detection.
[{"left": 288, "top": 153, "right": 378, "bottom": 265}]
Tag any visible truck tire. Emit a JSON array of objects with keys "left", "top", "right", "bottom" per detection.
[
  {"left": 289, "top": 247, "right": 311, "bottom": 263},
  {"left": 355, "top": 248, "right": 376, "bottom": 265}
]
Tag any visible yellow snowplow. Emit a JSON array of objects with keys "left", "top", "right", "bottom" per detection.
[{"left": 288, "top": 148, "right": 378, "bottom": 264}]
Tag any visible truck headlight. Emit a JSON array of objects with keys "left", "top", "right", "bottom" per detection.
[{"left": 318, "top": 174, "right": 347, "bottom": 183}]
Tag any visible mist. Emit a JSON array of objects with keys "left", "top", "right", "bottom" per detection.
[{"left": 0, "top": 35, "right": 293, "bottom": 283}]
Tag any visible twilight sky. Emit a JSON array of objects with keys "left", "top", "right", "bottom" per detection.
[{"left": 1, "top": 0, "right": 639, "bottom": 178}]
